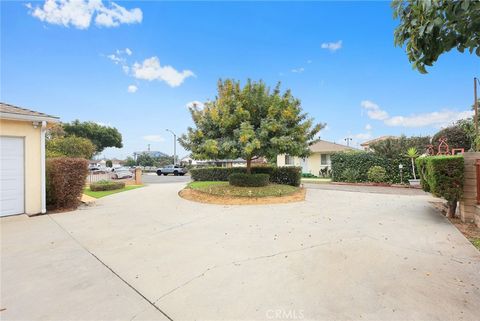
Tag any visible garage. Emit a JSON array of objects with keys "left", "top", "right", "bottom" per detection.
[
  {"left": 0, "top": 137, "right": 25, "bottom": 216},
  {"left": 0, "top": 103, "right": 58, "bottom": 216}
]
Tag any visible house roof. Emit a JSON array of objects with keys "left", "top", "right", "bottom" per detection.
[
  {"left": 360, "top": 136, "right": 398, "bottom": 147},
  {"left": 0, "top": 102, "right": 59, "bottom": 122},
  {"left": 309, "top": 139, "right": 355, "bottom": 153}
]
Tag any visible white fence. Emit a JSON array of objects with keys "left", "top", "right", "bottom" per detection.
[{"left": 87, "top": 172, "right": 114, "bottom": 184}]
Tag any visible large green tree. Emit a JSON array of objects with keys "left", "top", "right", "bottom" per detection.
[
  {"left": 180, "top": 79, "right": 324, "bottom": 173},
  {"left": 46, "top": 136, "right": 96, "bottom": 159},
  {"left": 370, "top": 135, "right": 431, "bottom": 158},
  {"left": 392, "top": 0, "right": 480, "bottom": 73},
  {"left": 63, "top": 120, "right": 123, "bottom": 153}
]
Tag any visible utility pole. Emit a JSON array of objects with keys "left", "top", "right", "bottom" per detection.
[
  {"left": 166, "top": 129, "right": 177, "bottom": 165},
  {"left": 475, "top": 77, "right": 479, "bottom": 136},
  {"left": 344, "top": 137, "right": 352, "bottom": 147},
  {"left": 147, "top": 144, "right": 151, "bottom": 152}
]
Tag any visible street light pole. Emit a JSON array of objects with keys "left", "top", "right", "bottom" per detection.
[
  {"left": 166, "top": 129, "right": 177, "bottom": 165},
  {"left": 344, "top": 137, "right": 352, "bottom": 147}
]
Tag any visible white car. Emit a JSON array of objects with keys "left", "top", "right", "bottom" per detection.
[{"left": 111, "top": 167, "right": 133, "bottom": 179}]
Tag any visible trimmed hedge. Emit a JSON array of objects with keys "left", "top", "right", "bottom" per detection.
[
  {"left": 229, "top": 173, "right": 270, "bottom": 187},
  {"left": 90, "top": 180, "right": 126, "bottom": 191},
  {"left": 190, "top": 166, "right": 301, "bottom": 186},
  {"left": 367, "top": 166, "right": 387, "bottom": 183},
  {"left": 46, "top": 157, "right": 88, "bottom": 210},
  {"left": 416, "top": 155, "right": 464, "bottom": 216},
  {"left": 331, "top": 152, "right": 414, "bottom": 183}
]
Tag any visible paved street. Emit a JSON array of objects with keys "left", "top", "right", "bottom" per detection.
[
  {"left": 142, "top": 173, "right": 191, "bottom": 184},
  {"left": 2, "top": 183, "right": 480, "bottom": 320}
]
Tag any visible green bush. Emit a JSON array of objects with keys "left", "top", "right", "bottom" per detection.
[
  {"left": 367, "top": 166, "right": 387, "bottom": 183},
  {"left": 46, "top": 157, "right": 89, "bottom": 210},
  {"left": 342, "top": 168, "right": 360, "bottom": 183},
  {"left": 302, "top": 173, "right": 318, "bottom": 178},
  {"left": 416, "top": 155, "right": 464, "bottom": 217},
  {"left": 190, "top": 166, "right": 301, "bottom": 186},
  {"left": 229, "top": 173, "right": 270, "bottom": 187},
  {"left": 331, "top": 151, "right": 414, "bottom": 183},
  {"left": 90, "top": 180, "right": 125, "bottom": 191}
]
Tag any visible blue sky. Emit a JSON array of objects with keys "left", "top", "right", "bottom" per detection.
[{"left": 2, "top": 1, "right": 479, "bottom": 159}]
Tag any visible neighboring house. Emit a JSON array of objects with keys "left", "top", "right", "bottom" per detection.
[
  {"left": 0, "top": 103, "right": 59, "bottom": 216},
  {"left": 360, "top": 136, "right": 398, "bottom": 151},
  {"left": 277, "top": 139, "right": 355, "bottom": 175}
]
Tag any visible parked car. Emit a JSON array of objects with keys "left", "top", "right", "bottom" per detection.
[
  {"left": 156, "top": 164, "right": 187, "bottom": 176},
  {"left": 112, "top": 167, "right": 133, "bottom": 179}
]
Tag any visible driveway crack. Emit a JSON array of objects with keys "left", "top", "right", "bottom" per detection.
[{"left": 47, "top": 215, "right": 174, "bottom": 321}]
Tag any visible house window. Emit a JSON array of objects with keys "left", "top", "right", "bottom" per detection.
[
  {"left": 285, "top": 155, "right": 294, "bottom": 165},
  {"left": 321, "top": 154, "right": 328, "bottom": 165}
]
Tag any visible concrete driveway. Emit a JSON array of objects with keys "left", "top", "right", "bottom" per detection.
[{"left": 2, "top": 183, "right": 480, "bottom": 321}]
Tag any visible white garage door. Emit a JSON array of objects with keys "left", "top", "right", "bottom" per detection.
[{"left": 0, "top": 136, "right": 25, "bottom": 216}]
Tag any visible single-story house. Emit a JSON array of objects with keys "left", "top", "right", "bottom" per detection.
[
  {"left": 181, "top": 156, "right": 267, "bottom": 168},
  {"left": 277, "top": 139, "right": 355, "bottom": 176},
  {"left": 0, "top": 103, "right": 59, "bottom": 216},
  {"left": 360, "top": 136, "right": 398, "bottom": 151}
]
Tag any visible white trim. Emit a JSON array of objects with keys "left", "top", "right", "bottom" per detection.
[
  {"left": 40, "top": 121, "right": 46, "bottom": 213},
  {"left": 0, "top": 112, "right": 59, "bottom": 123}
]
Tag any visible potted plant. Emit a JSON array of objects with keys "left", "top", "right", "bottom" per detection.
[{"left": 406, "top": 147, "right": 420, "bottom": 186}]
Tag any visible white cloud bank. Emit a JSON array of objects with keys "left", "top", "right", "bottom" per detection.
[
  {"left": 321, "top": 40, "right": 342, "bottom": 52},
  {"left": 127, "top": 85, "right": 137, "bottom": 93},
  {"left": 143, "top": 135, "right": 165, "bottom": 143},
  {"left": 361, "top": 100, "right": 473, "bottom": 128},
  {"left": 27, "top": 0, "right": 142, "bottom": 29},
  {"left": 132, "top": 57, "right": 195, "bottom": 87}
]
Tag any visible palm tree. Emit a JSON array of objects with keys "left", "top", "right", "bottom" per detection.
[{"left": 406, "top": 147, "right": 419, "bottom": 180}]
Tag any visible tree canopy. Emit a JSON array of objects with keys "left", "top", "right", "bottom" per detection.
[
  {"left": 392, "top": 0, "right": 480, "bottom": 73},
  {"left": 432, "top": 124, "right": 471, "bottom": 150},
  {"left": 46, "top": 136, "right": 96, "bottom": 159},
  {"left": 63, "top": 120, "right": 123, "bottom": 153},
  {"left": 179, "top": 79, "right": 324, "bottom": 173},
  {"left": 369, "top": 135, "right": 431, "bottom": 158}
]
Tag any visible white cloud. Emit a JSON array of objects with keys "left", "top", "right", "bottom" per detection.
[
  {"left": 361, "top": 99, "right": 473, "bottom": 128},
  {"left": 291, "top": 67, "right": 305, "bottom": 73},
  {"left": 127, "top": 85, "right": 138, "bottom": 93},
  {"left": 361, "top": 100, "right": 389, "bottom": 120},
  {"left": 27, "top": 0, "right": 142, "bottom": 29},
  {"left": 321, "top": 40, "right": 342, "bottom": 52},
  {"left": 143, "top": 135, "right": 165, "bottom": 143},
  {"left": 132, "top": 56, "right": 195, "bottom": 87},
  {"left": 186, "top": 101, "right": 205, "bottom": 109},
  {"left": 353, "top": 132, "right": 372, "bottom": 140},
  {"left": 384, "top": 110, "right": 473, "bottom": 128},
  {"left": 125, "top": 48, "right": 132, "bottom": 56},
  {"left": 365, "top": 124, "right": 372, "bottom": 131}
]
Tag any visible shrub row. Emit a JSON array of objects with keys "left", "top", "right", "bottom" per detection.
[
  {"left": 46, "top": 157, "right": 88, "bottom": 210},
  {"left": 90, "top": 180, "right": 126, "bottom": 191},
  {"left": 229, "top": 173, "right": 270, "bottom": 187},
  {"left": 330, "top": 152, "right": 415, "bottom": 183},
  {"left": 416, "top": 155, "right": 464, "bottom": 216},
  {"left": 190, "top": 166, "right": 301, "bottom": 186}
]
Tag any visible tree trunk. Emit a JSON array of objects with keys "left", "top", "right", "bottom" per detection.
[
  {"left": 411, "top": 158, "right": 417, "bottom": 180},
  {"left": 246, "top": 157, "right": 252, "bottom": 174},
  {"left": 446, "top": 200, "right": 457, "bottom": 218}
]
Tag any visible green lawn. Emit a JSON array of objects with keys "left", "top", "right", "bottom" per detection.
[
  {"left": 187, "top": 181, "right": 299, "bottom": 197},
  {"left": 301, "top": 177, "right": 332, "bottom": 184},
  {"left": 471, "top": 238, "right": 480, "bottom": 250},
  {"left": 84, "top": 185, "right": 143, "bottom": 199}
]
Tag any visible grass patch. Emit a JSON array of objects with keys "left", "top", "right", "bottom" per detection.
[
  {"left": 301, "top": 178, "right": 331, "bottom": 184},
  {"left": 187, "top": 181, "right": 298, "bottom": 198},
  {"left": 471, "top": 238, "right": 480, "bottom": 250},
  {"left": 84, "top": 185, "right": 143, "bottom": 199}
]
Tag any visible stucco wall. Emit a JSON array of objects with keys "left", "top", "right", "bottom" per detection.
[
  {"left": 277, "top": 153, "right": 331, "bottom": 176},
  {"left": 0, "top": 119, "right": 42, "bottom": 214}
]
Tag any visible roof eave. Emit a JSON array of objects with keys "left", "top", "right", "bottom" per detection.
[{"left": 0, "top": 112, "right": 60, "bottom": 123}]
